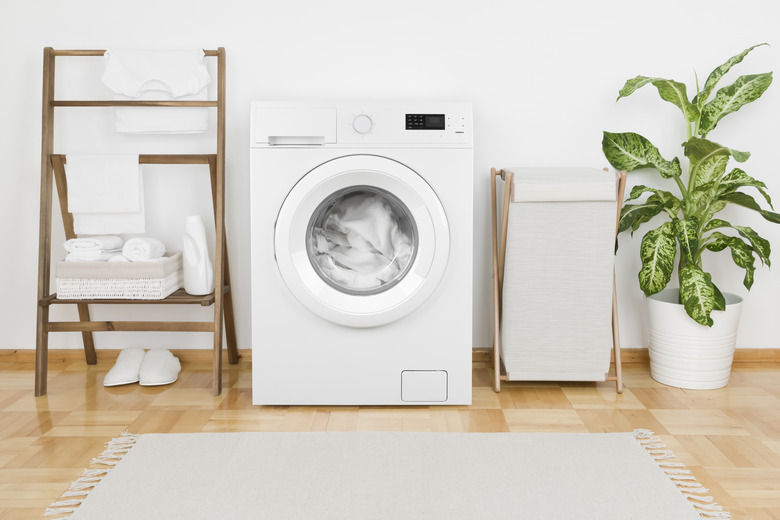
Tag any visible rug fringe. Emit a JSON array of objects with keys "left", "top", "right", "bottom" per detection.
[
  {"left": 633, "top": 429, "right": 730, "bottom": 519},
  {"left": 45, "top": 432, "right": 139, "bottom": 518}
]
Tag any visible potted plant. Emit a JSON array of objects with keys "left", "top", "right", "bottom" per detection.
[{"left": 602, "top": 44, "right": 777, "bottom": 389}]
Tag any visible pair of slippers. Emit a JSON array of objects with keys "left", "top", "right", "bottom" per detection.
[{"left": 104, "top": 348, "right": 181, "bottom": 387}]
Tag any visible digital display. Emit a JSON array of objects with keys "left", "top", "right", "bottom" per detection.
[{"left": 406, "top": 114, "right": 446, "bottom": 130}]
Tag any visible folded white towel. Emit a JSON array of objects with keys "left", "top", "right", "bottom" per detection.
[
  {"left": 102, "top": 49, "right": 211, "bottom": 98},
  {"left": 101, "top": 49, "right": 211, "bottom": 134},
  {"left": 123, "top": 237, "right": 166, "bottom": 261},
  {"left": 71, "top": 170, "right": 145, "bottom": 235},
  {"left": 108, "top": 254, "right": 131, "bottom": 263},
  {"left": 65, "top": 155, "right": 141, "bottom": 214},
  {"left": 64, "top": 236, "right": 124, "bottom": 253},
  {"left": 65, "top": 251, "right": 117, "bottom": 262}
]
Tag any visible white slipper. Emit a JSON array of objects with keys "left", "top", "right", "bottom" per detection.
[
  {"left": 103, "top": 347, "right": 146, "bottom": 387},
  {"left": 139, "top": 349, "right": 181, "bottom": 386}
]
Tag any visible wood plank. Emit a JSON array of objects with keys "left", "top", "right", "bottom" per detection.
[
  {"left": 35, "top": 47, "right": 56, "bottom": 398},
  {"left": 39, "top": 287, "right": 226, "bottom": 306},
  {"left": 51, "top": 100, "right": 218, "bottom": 107},
  {"left": 47, "top": 321, "right": 214, "bottom": 333},
  {"left": 55, "top": 154, "right": 214, "bottom": 165},
  {"left": 51, "top": 49, "right": 219, "bottom": 57}
]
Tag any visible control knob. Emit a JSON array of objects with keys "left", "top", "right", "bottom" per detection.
[{"left": 352, "top": 114, "right": 373, "bottom": 134}]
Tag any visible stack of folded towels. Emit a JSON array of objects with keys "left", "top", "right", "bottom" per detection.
[
  {"left": 64, "top": 236, "right": 167, "bottom": 263},
  {"left": 64, "top": 235, "right": 124, "bottom": 262}
]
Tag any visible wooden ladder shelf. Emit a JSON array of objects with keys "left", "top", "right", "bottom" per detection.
[{"left": 35, "top": 48, "right": 238, "bottom": 396}]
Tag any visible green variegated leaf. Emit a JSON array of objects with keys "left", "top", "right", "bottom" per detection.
[
  {"left": 679, "top": 264, "right": 717, "bottom": 326},
  {"left": 695, "top": 155, "right": 729, "bottom": 188},
  {"left": 705, "top": 232, "right": 756, "bottom": 289},
  {"left": 684, "top": 137, "right": 750, "bottom": 164},
  {"left": 603, "top": 132, "right": 682, "bottom": 178},
  {"left": 674, "top": 217, "right": 700, "bottom": 263},
  {"left": 618, "top": 200, "right": 668, "bottom": 234},
  {"left": 617, "top": 76, "right": 699, "bottom": 121},
  {"left": 699, "top": 72, "right": 773, "bottom": 136},
  {"left": 702, "top": 218, "right": 731, "bottom": 233},
  {"left": 702, "top": 200, "right": 727, "bottom": 227},
  {"left": 719, "top": 192, "right": 780, "bottom": 223},
  {"left": 734, "top": 226, "right": 771, "bottom": 266},
  {"left": 712, "top": 282, "right": 727, "bottom": 311},
  {"left": 718, "top": 168, "right": 773, "bottom": 208},
  {"left": 638, "top": 222, "right": 676, "bottom": 296},
  {"left": 695, "top": 43, "right": 769, "bottom": 108},
  {"left": 627, "top": 184, "right": 670, "bottom": 202},
  {"left": 684, "top": 137, "right": 749, "bottom": 189},
  {"left": 625, "top": 185, "right": 682, "bottom": 210}
]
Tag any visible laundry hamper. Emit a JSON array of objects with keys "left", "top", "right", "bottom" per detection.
[{"left": 490, "top": 167, "right": 626, "bottom": 392}]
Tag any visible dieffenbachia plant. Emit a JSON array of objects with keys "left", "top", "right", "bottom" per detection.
[{"left": 603, "top": 44, "right": 778, "bottom": 326}]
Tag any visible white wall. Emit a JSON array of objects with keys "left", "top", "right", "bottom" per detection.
[{"left": 2, "top": 0, "right": 779, "bottom": 351}]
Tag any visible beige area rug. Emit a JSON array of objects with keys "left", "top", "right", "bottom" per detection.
[{"left": 46, "top": 430, "right": 727, "bottom": 519}]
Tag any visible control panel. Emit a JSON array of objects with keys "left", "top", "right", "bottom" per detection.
[
  {"left": 405, "top": 114, "right": 445, "bottom": 130},
  {"left": 251, "top": 102, "right": 472, "bottom": 147}
]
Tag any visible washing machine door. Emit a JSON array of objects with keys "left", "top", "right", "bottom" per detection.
[{"left": 275, "top": 154, "right": 449, "bottom": 327}]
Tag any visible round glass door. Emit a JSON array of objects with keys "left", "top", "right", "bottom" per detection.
[
  {"left": 307, "top": 186, "right": 418, "bottom": 296},
  {"left": 275, "top": 155, "right": 449, "bottom": 328}
]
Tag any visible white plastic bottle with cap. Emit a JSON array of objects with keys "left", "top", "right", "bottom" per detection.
[{"left": 182, "top": 215, "right": 214, "bottom": 295}]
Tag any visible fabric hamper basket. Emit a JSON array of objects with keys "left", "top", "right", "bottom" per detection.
[
  {"left": 56, "top": 251, "right": 183, "bottom": 300},
  {"left": 498, "top": 168, "right": 617, "bottom": 382}
]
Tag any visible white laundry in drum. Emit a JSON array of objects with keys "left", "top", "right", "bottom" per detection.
[{"left": 310, "top": 191, "right": 415, "bottom": 292}]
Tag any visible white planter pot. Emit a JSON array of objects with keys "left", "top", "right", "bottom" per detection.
[{"left": 646, "top": 288, "right": 743, "bottom": 390}]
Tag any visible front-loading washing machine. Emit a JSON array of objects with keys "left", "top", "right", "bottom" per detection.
[{"left": 250, "top": 102, "right": 473, "bottom": 405}]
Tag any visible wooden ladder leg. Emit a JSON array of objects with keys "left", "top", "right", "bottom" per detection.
[
  {"left": 213, "top": 284, "right": 225, "bottom": 397},
  {"left": 210, "top": 155, "right": 225, "bottom": 397},
  {"left": 35, "top": 306, "right": 49, "bottom": 396},
  {"left": 35, "top": 47, "right": 55, "bottom": 397},
  {"left": 210, "top": 48, "right": 228, "bottom": 396},
  {"left": 221, "top": 247, "right": 239, "bottom": 364},
  {"left": 77, "top": 304, "right": 97, "bottom": 364}
]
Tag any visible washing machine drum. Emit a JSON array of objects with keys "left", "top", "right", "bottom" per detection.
[{"left": 275, "top": 155, "right": 450, "bottom": 327}]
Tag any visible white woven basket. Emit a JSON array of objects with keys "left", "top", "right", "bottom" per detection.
[
  {"left": 56, "top": 271, "right": 182, "bottom": 300},
  {"left": 55, "top": 251, "right": 183, "bottom": 300}
]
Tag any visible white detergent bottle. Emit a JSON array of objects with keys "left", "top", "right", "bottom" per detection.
[{"left": 182, "top": 215, "right": 214, "bottom": 295}]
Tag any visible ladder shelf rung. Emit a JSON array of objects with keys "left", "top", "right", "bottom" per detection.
[
  {"left": 39, "top": 287, "right": 229, "bottom": 307},
  {"left": 51, "top": 100, "right": 218, "bottom": 108}
]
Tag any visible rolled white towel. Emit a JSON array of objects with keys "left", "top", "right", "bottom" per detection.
[
  {"left": 64, "top": 235, "right": 124, "bottom": 253},
  {"left": 122, "top": 237, "right": 166, "bottom": 261}
]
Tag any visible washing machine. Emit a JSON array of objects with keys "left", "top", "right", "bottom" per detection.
[{"left": 250, "top": 102, "right": 473, "bottom": 405}]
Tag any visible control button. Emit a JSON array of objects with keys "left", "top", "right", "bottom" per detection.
[{"left": 353, "top": 114, "right": 373, "bottom": 134}]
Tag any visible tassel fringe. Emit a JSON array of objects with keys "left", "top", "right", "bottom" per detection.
[
  {"left": 633, "top": 429, "right": 730, "bottom": 519},
  {"left": 45, "top": 432, "right": 139, "bottom": 518}
]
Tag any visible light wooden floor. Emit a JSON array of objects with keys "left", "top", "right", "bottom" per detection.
[{"left": 1, "top": 352, "right": 779, "bottom": 520}]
